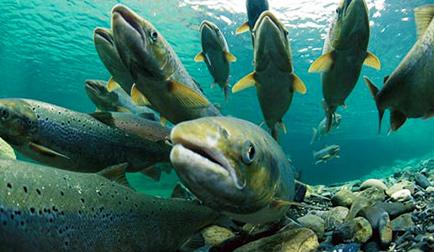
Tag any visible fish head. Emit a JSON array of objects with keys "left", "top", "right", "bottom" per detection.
[
  {"left": 332, "top": 0, "right": 369, "bottom": 49},
  {"left": 170, "top": 117, "right": 280, "bottom": 213},
  {"left": 112, "top": 4, "right": 170, "bottom": 80},
  {"left": 0, "top": 99, "right": 37, "bottom": 145},
  {"left": 85, "top": 80, "right": 119, "bottom": 110},
  {"left": 200, "top": 20, "right": 226, "bottom": 50}
]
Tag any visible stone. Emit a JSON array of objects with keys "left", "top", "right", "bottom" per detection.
[
  {"left": 332, "top": 217, "right": 372, "bottom": 244},
  {"left": 374, "top": 201, "right": 415, "bottom": 219},
  {"left": 331, "top": 189, "right": 356, "bottom": 207},
  {"left": 201, "top": 225, "right": 235, "bottom": 246},
  {"left": 297, "top": 214, "right": 325, "bottom": 239},
  {"left": 426, "top": 186, "right": 434, "bottom": 193},
  {"left": 319, "top": 206, "right": 349, "bottom": 231},
  {"left": 360, "top": 179, "right": 387, "bottom": 191},
  {"left": 391, "top": 189, "right": 412, "bottom": 201},
  {"left": 357, "top": 187, "right": 386, "bottom": 202},
  {"left": 386, "top": 181, "right": 415, "bottom": 196},
  {"left": 415, "top": 174, "right": 431, "bottom": 189},
  {"left": 391, "top": 213, "right": 415, "bottom": 232},
  {"left": 234, "top": 228, "right": 319, "bottom": 252}
]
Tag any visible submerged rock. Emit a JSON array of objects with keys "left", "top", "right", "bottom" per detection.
[
  {"left": 414, "top": 174, "right": 431, "bottom": 189},
  {"left": 201, "top": 225, "right": 235, "bottom": 246},
  {"left": 332, "top": 217, "right": 372, "bottom": 244},
  {"left": 391, "top": 213, "right": 414, "bottom": 232},
  {"left": 386, "top": 181, "right": 415, "bottom": 196},
  {"left": 391, "top": 189, "right": 412, "bottom": 201},
  {"left": 332, "top": 189, "right": 356, "bottom": 207},
  {"left": 360, "top": 179, "right": 387, "bottom": 191},
  {"left": 318, "top": 206, "right": 349, "bottom": 231},
  {"left": 374, "top": 201, "right": 415, "bottom": 219},
  {"left": 297, "top": 214, "right": 325, "bottom": 239},
  {"left": 357, "top": 187, "right": 386, "bottom": 202}
]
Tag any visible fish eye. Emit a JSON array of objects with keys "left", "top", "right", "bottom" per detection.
[
  {"left": 150, "top": 30, "right": 158, "bottom": 41},
  {"left": 241, "top": 141, "right": 256, "bottom": 165},
  {"left": 0, "top": 109, "right": 9, "bottom": 120}
]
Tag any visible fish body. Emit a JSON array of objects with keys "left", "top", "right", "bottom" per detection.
[
  {"left": 111, "top": 4, "right": 221, "bottom": 124},
  {"left": 236, "top": 0, "right": 269, "bottom": 40},
  {"left": 94, "top": 27, "right": 135, "bottom": 93},
  {"left": 170, "top": 117, "right": 295, "bottom": 224},
  {"left": 0, "top": 99, "right": 170, "bottom": 173},
  {"left": 195, "top": 21, "right": 236, "bottom": 99},
  {"left": 309, "top": 0, "right": 381, "bottom": 132},
  {"left": 0, "top": 159, "right": 218, "bottom": 251},
  {"left": 311, "top": 113, "right": 342, "bottom": 144},
  {"left": 364, "top": 4, "right": 434, "bottom": 132},
  {"left": 0, "top": 137, "right": 15, "bottom": 160},
  {"left": 232, "top": 11, "right": 306, "bottom": 140},
  {"left": 313, "top": 145, "right": 341, "bottom": 165}
]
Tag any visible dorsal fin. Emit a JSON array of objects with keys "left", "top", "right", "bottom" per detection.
[
  {"left": 98, "top": 163, "right": 133, "bottom": 189},
  {"left": 414, "top": 5, "right": 434, "bottom": 39}
]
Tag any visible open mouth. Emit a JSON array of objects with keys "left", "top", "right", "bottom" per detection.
[
  {"left": 85, "top": 81, "right": 104, "bottom": 95},
  {"left": 94, "top": 28, "right": 114, "bottom": 45},
  {"left": 112, "top": 6, "right": 143, "bottom": 38}
]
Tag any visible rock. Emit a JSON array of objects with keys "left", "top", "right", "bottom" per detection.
[
  {"left": 386, "top": 181, "right": 415, "bottom": 196},
  {"left": 297, "top": 214, "right": 325, "bottom": 239},
  {"left": 360, "top": 179, "right": 387, "bottom": 191},
  {"left": 201, "top": 225, "right": 235, "bottom": 246},
  {"left": 358, "top": 206, "right": 393, "bottom": 247},
  {"left": 357, "top": 187, "right": 386, "bottom": 202},
  {"left": 391, "top": 213, "right": 414, "bottom": 232},
  {"left": 426, "top": 186, "right": 434, "bottom": 193},
  {"left": 332, "top": 217, "right": 372, "bottom": 244},
  {"left": 363, "top": 241, "right": 381, "bottom": 252},
  {"left": 331, "top": 189, "right": 356, "bottom": 207},
  {"left": 374, "top": 201, "right": 415, "bottom": 219},
  {"left": 391, "top": 189, "right": 412, "bottom": 201},
  {"left": 415, "top": 174, "right": 431, "bottom": 189},
  {"left": 426, "top": 225, "right": 434, "bottom": 233},
  {"left": 318, "top": 206, "right": 349, "bottom": 231},
  {"left": 234, "top": 228, "right": 319, "bottom": 252}
]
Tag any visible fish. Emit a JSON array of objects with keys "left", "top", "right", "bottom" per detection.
[
  {"left": 85, "top": 79, "right": 157, "bottom": 120},
  {"left": 311, "top": 113, "right": 342, "bottom": 144},
  {"left": 0, "top": 99, "right": 170, "bottom": 180},
  {"left": 364, "top": 4, "right": 434, "bottom": 133},
  {"left": 195, "top": 21, "right": 237, "bottom": 100},
  {"left": 111, "top": 4, "right": 221, "bottom": 125},
  {"left": 0, "top": 137, "right": 15, "bottom": 160},
  {"left": 313, "top": 145, "right": 341, "bottom": 165},
  {"left": 0, "top": 159, "right": 218, "bottom": 251},
  {"left": 308, "top": 0, "right": 381, "bottom": 132},
  {"left": 236, "top": 0, "right": 269, "bottom": 38},
  {"left": 93, "top": 27, "right": 135, "bottom": 93},
  {"left": 232, "top": 11, "right": 307, "bottom": 140},
  {"left": 169, "top": 117, "right": 296, "bottom": 224}
]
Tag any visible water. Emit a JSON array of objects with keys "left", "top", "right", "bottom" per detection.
[{"left": 0, "top": 0, "right": 433, "bottom": 194}]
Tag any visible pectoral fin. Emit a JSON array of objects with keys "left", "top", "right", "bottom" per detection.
[
  {"left": 141, "top": 166, "right": 161, "bottom": 181},
  {"left": 390, "top": 110, "right": 407, "bottom": 132},
  {"left": 107, "top": 77, "right": 121, "bottom": 92},
  {"left": 414, "top": 5, "right": 434, "bottom": 39},
  {"left": 98, "top": 163, "right": 132, "bottom": 189},
  {"left": 194, "top": 52, "right": 205, "bottom": 62},
  {"left": 364, "top": 51, "right": 381, "bottom": 70},
  {"left": 168, "top": 80, "right": 210, "bottom": 108},
  {"left": 160, "top": 116, "right": 168, "bottom": 126},
  {"left": 308, "top": 51, "right": 334, "bottom": 73},
  {"left": 131, "top": 84, "right": 151, "bottom": 106},
  {"left": 28, "top": 142, "right": 70, "bottom": 160},
  {"left": 116, "top": 106, "right": 131, "bottom": 113},
  {"left": 224, "top": 51, "right": 237, "bottom": 62},
  {"left": 292, "top": 73, "right": 307, "bottom": 94},
  {"left": 232, "top": 72, "right": 256, "bottom": 93},
  {"left": 235, "top": 22, "right": 250, "bottom": 34}
]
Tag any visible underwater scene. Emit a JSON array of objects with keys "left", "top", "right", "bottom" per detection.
[{"left": 0, "top": 0, "right": 433, "bottom": 251}]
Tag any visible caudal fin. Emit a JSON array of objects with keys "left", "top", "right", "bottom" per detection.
[
  {"left": 325, "top": 111, "right": 334, "bottom": 133},
  {"left": 363, "top": 76, "right": 385, "bottom": 133},
  {"left": 271, "top": 127, "right": 279, "bottom": 141}
]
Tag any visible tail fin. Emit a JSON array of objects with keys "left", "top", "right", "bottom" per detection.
[
  {"left": 223, "top": 86, "right": 229, "bottom": 101},
  {"left": 271, "top": 126, "right": 279, "bottom": 140},
  {"left": 363, "top": 76, "right": 384, "bottom": 133},
  {"left": 311, "top": 128, "right": 318, "bottom": 145},
  {"left": 325, "top": 111, "right": 334, "bottom": 133}
]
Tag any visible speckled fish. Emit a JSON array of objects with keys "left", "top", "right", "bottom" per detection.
[
  {"left": 85, "top": 79, "right": 157, "bottom": 120},
  {"left": 0, "top": 159, "right": 218, "bottom": 251},
  {"left": 111, "top": 4, "right": 221, "bottom": 125},
  {"left": 170, "top": 117, "right": 295, "bottom": 224},
  {"left": 0, "top": 99, "right": 170, "bottom": 178},
  {"left": 236, "top": 0, "right": 269, "bottom": 41},
  {"left": 308, "top": 0, "right": 381, "bottom": 132},
  {"left": 313, "top": 145, "right": 340, "bottom": 165},
  {"left": 232, "top": 11, "right": 307, "bottom": 140},
  {"left": 364, "top": 5, "right": 434, "bottom": 132},
  {"left": 195, "top": 21, "right": 237, "bottom": 99},
  {"left": 94, "top": 27, "right": 135, "bottom": 93},
  {"left": 311, "top": 113, "right": 342, "bottom": 144}
]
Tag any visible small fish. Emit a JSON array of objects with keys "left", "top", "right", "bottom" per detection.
[
  {"left": 364, "top": 4, "right": 434, "bottom": 133},
  {"left": 85, "top": 79, "right": 157, "bottom": 120},
  {"left": 0, "top": 99, "right": 170, "bottom": 180},
  {"left": 309, "top": 0, "right": 381, "bottom": 132},
  {"left": 170, "top": 117, "right": 295, "bottom": 224},
  {"left": 111, "top": 4, "right": 221, "bottom": 124},
  {"left": 0, "top": 137, "right": 15, "bottom": 160},
  {"left": 0, "top": 159, "right": 218, "bottom": 251},
  {"left": 236, "top": 0, "right": 269, "bottom": 41},
  {"left": 195, "top": 21, "right": 237, "bottom": 100},
  {"left": 232, "top": 11, "right": 307, "bottom": 140},
  {"left": 313, "top": 145, "right": 341, "bottom": 165},
  {"left": 311, "top": 113, "right": 342, "bottom": 144},
  {"left": 93, "top": 27, "right": 135, "bottom": 93}
]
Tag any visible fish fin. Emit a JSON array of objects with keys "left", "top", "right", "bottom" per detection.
[
  {"left": 97, "top": 163, "right": 132, "bottom": 189},
  {"left": 160, "top": 116, "right": 168, "bottom": 126},
  {"left": 224, "top": 86, "right": 230, "bottom": 101},
  {"left": 279, "top": 121, "right": 287, "bottom": 134},
  {"left": 131, "top": 84, "right": 151, "bottom": 106},
  {"left": 116, "top": 106, "right": 131, "bottom": 113},
  {"left": 384, "top": 75, "right": 390, "bottom": 84},
  {"left": 325, "top": 111, "right": 334, "bottom": 133},
  {"left": 90, "top": 112, "right": 115, "bottom": 127},
  {"left": 141, "top": 166, "right": 161, "bottom": 181},
  {"left": 224, "top": 51, "right": 237, "bottom": 62},
  {"left": 138, "top": 112, "right": 157, "bottom": 121},
  {"left": 28, "top": 142, "right": 70, "bottom": 160},
  {"left": 390, "top": 110, "right": 407, "bottom": 132},
  {"left": 107, "top": 77, "right": 121, "bottom": 92},
  {"left": 259, "top": 121, "right": 265, "bottom": 128},
  {"left": 363, "top": 76, "right": 385, "bottom": 133},
  {"left": 311, "top": 128, "right": 317, "bottom": 145},
  {"left": 167, "top": 80, "right": 210, "bottom": 108},
  {"left": 194, "top": 52, "right": 205, "bottom": 62},
  {"left": 232, "top": 72, "right": 256, "bottom": 93},
  {"left": 414, "top": 5, "right": 434, "bottom": 39},
  {"left": 271, "top": 127, "right": 279, "bottom": 140},
  {"left": 364, "top": 51, "right": 382, "bottom": 70},
  {"left": 292, "top": 73, "right": 307, "bottom": 94},
  {"left": 235, "top": 21, "right": 250, "bottom": 34},
  {"left": 308, "top": 51, "right": 334, "bottom": 73},
  {"left": 171, "top": 182, "right": 191, "bottom": 199}
]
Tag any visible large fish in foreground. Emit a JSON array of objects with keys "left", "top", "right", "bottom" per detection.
[
  {"left": 0, "top": 160, "right": 218, "bottom": 251},
  {"left": 364, "top": 4, "right": 434, "bottom": 132},
  {"left": 94, "top": 27, "right": 135, "bottom": 93},
  {"left": 232, "top": 11, "right": 307, "bottom": 140},
  {"left": 111, "top": 4, "right": 221, "bottom": 124},
  {"left": 170, "top": 117, "right": 295, "bottom": 224},
  {"left": 308, "top": 0, "right": 381, "bottom": 132},
  {"left": 0, "top": 99, "right": 170, "bottom": 176},
  {"left": 195, "top": 21, "right": 237, "bottom": 99}
]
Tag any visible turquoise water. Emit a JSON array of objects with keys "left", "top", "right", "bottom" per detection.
[{"left": 0, "top": 0, "right": 433, "bottom": 192}]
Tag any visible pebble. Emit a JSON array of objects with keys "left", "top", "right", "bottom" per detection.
[
  {"left": 332, "top": 217, "right": 372, "bottom": 244},
  {"left": 414, "top": 174, "right": 431, "bottom": 189},
  {"left": 391, "top": 189, "right": 412, "bottom": 201},
  {"left": 386, "top": 181, "right": 415, "bottom": 196},
  {"left": 360, "top": 179, "right": 387, "bottom": 191},
  {"left": 426, "top": 186, "right": 434, "bottom": 193},
  {"left": 391, "top": 213, "right": 414, "bottom": 232},
  {"left": 201, "top": 225, "right": 235, "bottom": 246},
  {"left": 297, "top": 214, "right": 325, "bottom": 239},
  {"left": 332, "top": 189, "right": 356, "bottom": 207},
  {"left": 319, "top": 206, "right": 349, "bottom": 231}
]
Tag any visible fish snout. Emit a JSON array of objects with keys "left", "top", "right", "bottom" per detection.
[{"left": 94, "top": 28, "right": 114, "bottom": 46}]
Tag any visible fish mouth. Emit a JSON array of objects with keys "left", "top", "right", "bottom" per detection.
[
  {"left": 94, "top": 28, "right": 114, "bottom": 46},
  {"left": 200, "top": 20, "right": 216, "bottom": 33},
  {"left": 112, "top": 5, "right": 144, "bottom": 39},
  {"left": 254, "top": 11, "right": 287, "bottom": 35},
  {"left": 85, "top": 80, "right": 105, "bottom": 96}
]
